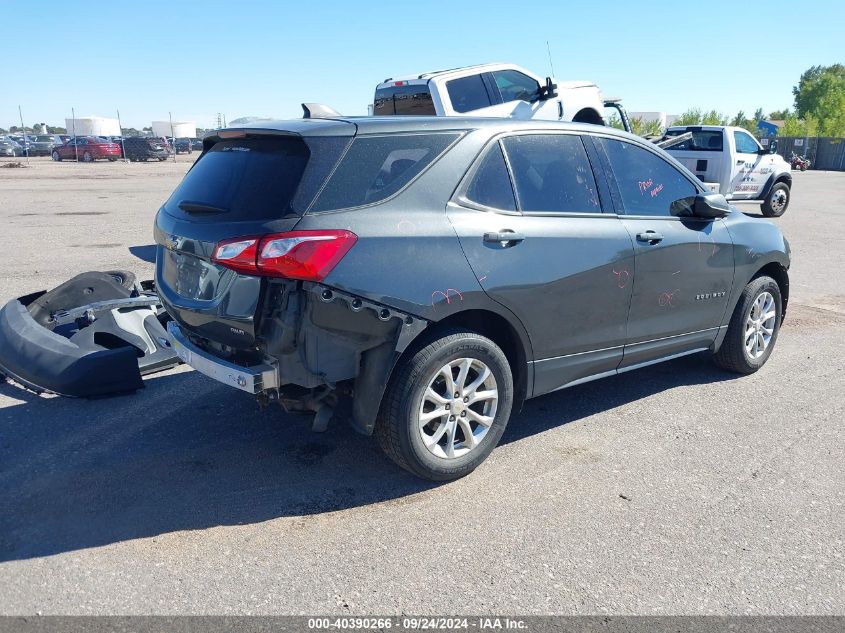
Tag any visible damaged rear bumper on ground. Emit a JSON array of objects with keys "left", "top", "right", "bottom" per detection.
[{"left": 0, "top": 272, "right": 179, "bottom": 397}]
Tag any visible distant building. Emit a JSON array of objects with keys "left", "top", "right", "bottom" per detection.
[
  {"left": 628, "top": 111, "right": 680, "bottom": 128},
  {"left": 151, "top": 121, "right": 197, "bottom": 139},
  {"left": 64, "top": 116, "right": 121, "bottom": 137},
  {"left": 757, "top": 120, "right": 784, "bottom": 136}
]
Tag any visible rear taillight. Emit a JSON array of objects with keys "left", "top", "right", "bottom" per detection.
[{"left": 211, "top": 230, "right": 357, "bottom": 281}]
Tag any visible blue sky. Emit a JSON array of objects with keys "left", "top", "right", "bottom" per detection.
[{"left": 3, "top": 0, "right": 843, "bottom": 130}]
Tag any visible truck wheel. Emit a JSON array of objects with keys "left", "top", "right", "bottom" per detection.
[
  {"left": 375, "top": 330, "right": 514, "bottom": 481},
  {"left": 713, "top": 276, "right": 782, "bottom": 374},
  {"left": 761, "top": 182, "right": 789, "bottom": 217}
]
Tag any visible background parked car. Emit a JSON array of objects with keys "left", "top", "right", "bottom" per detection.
[
  {"left": 51, "top": 136, "right": 121, "bottom": 162},
  {"left": 29, "top": 135, "right": 60, "bottom": 156},
  {"left": 173, "top": 137, "right": 193, "bottom": 154},
  {"left": 9, "top": 135, "right": 33, "bottom": 155},
  {"left": 121, "top": 136, "right": 170, "bottom": 162},
  {"left": 0, "top": 138, "right": 24, "bottom": 157},
  {"left": 0, "top": 136, "right": 25, "bottom": 157},
  {"left": 190, "top": 138, "right": 203, "bottom": 151}
]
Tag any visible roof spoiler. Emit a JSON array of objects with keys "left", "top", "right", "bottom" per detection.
[{"left": 302, "top": 103, "right": 342, "bottom": 119}]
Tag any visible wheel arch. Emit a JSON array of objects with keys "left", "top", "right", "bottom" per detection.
[
  {"left": 751, "top": 261, "right": 789, "bottom": 321},
  {"left": 572, "top": 108, "right": 604, "bottom": 126}
]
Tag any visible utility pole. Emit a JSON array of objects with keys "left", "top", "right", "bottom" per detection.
[{"left": 17, "top": 105, "right": 29, "bottom": 164}]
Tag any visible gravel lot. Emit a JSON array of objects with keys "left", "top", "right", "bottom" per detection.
[{"left": 0, "top": 158, "right": 843, "bottom": 615}]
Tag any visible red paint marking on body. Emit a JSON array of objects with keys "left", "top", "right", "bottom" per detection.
[{"left": 612, "top": 269, "right": 630, "bottom": 289}]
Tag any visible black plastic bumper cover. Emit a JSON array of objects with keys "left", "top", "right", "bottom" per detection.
[{"left": 0, "top": 299, "right": 144, "bottom": 397}]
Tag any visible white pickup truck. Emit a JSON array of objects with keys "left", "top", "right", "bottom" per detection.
[
  {"left": 662, "top": 125, "right": 793, "bottom": 217},
  {"left": 371, "top": 62, "right": 630, "bottom": 131}
]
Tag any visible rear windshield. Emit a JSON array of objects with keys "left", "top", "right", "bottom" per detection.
[
  {"left": 164, "top": 136, "right": 349, "bottom": 222},
  {"left": 373, "top": 84, "right": 436, "bottom": 115},
  {"left": 310, "top": 133, "right": 460, "bottom": 212},
  {"left": 664, "top": 129, "right": 723, "bottom": 152}
]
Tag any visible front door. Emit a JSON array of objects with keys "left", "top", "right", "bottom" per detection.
[
  {"left": 593, "top": 136, "right": 735, "bottom": 368},
  {"left": 448, "top": 132, "right": 636, "bottom": 396},
  {"left": 729, "top": 129, "right": 769, "bottom": 200}
]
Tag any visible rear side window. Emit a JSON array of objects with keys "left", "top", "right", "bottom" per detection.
[
  {"left": 446, "top": 75, "right": 492, "bottom": 113},
  {"left": 311, "top": 133, "right": 459, "bottom": 212},
  {"left": 598, "top": 138, "right": 697, "bottom": 216},
  {"left": 464, "top": 143, "right": 516, "bottom": 211},
  {"left": 165, "top": 136, "right": 348, "bottom": 221},
  {"left": 502, "top": 134, "right": 601, "bottom": 213},
  {"left": 373, "top": 84, "right": 436, "bottom": 115},
  {"left": 665, "top": 129, "right": 723, "bottom": 151}
]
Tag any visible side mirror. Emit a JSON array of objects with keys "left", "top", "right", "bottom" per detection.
[
  {"left": 692, "top": 193, "right": 730, "bottom": 219},
  {"left": 538, "top": 76, "right": 558, "bottom": 101}
]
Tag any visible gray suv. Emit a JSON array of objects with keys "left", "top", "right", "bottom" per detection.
[{"left": 155, "top": 117, "right": 790, "bottom": 481}]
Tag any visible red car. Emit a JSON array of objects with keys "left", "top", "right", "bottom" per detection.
[{"left": 51, "top": 136, "right": 121, "bottom": 162}]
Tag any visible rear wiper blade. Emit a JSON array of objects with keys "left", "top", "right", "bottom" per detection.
[{"left": 177, "top": 200, "right": 228, "bottom": 214}]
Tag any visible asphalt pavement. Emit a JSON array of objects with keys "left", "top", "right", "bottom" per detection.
[{"left": 0, "top": 160, "right": 842, "bottom": 614}]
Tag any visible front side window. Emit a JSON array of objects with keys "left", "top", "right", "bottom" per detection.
[
  {"left": 491, "top": 70, "right": 539, "bottom": 104},
  {"left": 502, "top": 134, "right": 601, "bottom": 213},
  {"left": 598, "top": 138, "right": 697, "bottom": 217},
  {"left": 734, "top": 130, "right": 760, "bottom": 154},
  {"left": 464, "top": 143, "right": 516, "bottom": 211},
  {"left": 311, "top": 133, "right": 459, "bottom": 212},
  {"left": 446, "top": 74, "right": 492, "bottom": 113}
]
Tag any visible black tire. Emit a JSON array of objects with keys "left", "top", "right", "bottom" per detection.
[
  {"left": 375, "top": 330, "right": 514, "bottom": 481},
  {"left": 103, "top": 270, "right": 136, "bottom": 290},
  {"left": 761, "top": 182, "right": 789, "bottom": 217},
  {"left": 108, "top": 157, "right": 117, "bottom": 162},
  {"left": 51, "top": 151, "right": 61, "bottom": 161},
  {"left": 82, "top": 151, "right": 93, "bottom": 163},
  {"left": 713, "top": 276, "right": 782, "bottom": 374}
]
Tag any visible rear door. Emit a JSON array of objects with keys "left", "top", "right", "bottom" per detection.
[
  {"left": 592, "top": 136, "right": 735, "bottom": 368},
  {"left": 447, "top": 131, "right": 635, "bottom": 396}
]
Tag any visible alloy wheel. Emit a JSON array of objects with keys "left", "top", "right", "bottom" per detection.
[
  {"left": 417, "top": 358, "right": 498, "bottom": 459},
  {"left": 745, "top": 291, "right": 777, "bottom": 359}
]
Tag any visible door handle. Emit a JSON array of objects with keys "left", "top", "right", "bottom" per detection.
[
  {"left": 484, "top": 231, "right": 525, "bottom": 244},
  {"left": 636, "top": 230, "right": 664, "bottom": 244},
  {"left": 736, "top": 159, "right": 745, "bottom": 165}
]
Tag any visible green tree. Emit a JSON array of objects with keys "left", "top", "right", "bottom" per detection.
[
  {"left": 605, "top": 113, "right": 625, "bottom": 130},
  {"left": 702, "top": 110, "right": 727, "bottom": 125},
  {"left": 674, "top": 108, "right": 703, "bottom": 125},
  {"left": 792, "top": 64, "right": 845, "bottom": 136},
  {"left": 768, "top": 109, "right": 790, "bottom": 120},
  {"left": 628, "top": 116, "right": 664, "bottom": 136}
]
